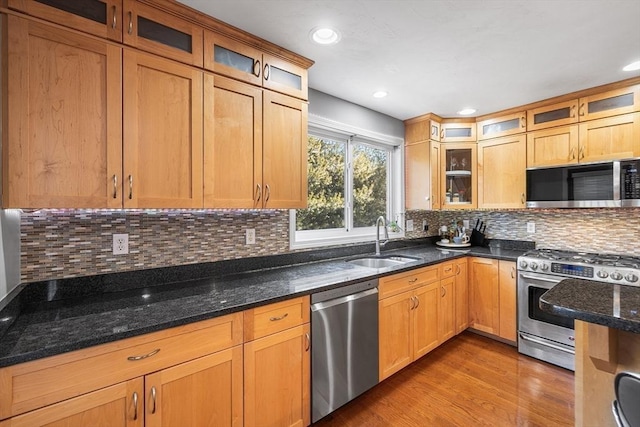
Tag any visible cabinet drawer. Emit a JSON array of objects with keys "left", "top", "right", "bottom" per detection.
[
  {"left": 244, "top": 296, "right": 310, "bottom": 341},
  {"left": 379, "top": 265, "right": 439, "bottom": 299},
  {"left": 439, "top": 262, "right": 455, "bottom": 278},
  {"left": 0, "top": 313, "right": 242, "bottom": 419}
]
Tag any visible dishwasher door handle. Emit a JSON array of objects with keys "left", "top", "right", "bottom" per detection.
[{"left": 311, "top": 288, "right": 378, "bottom": 312}]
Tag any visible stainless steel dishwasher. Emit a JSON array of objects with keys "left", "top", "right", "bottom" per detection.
[{"left": 311, "top": 279, "right": 379, "bottom": 423}]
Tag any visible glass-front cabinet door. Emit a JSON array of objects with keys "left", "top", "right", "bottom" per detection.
[{"left": 440, "top": 143, "right": 477, "bottom": 209}]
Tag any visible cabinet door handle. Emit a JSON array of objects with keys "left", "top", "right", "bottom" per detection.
[
  {"left": 578, "top": 102, "right": 585, "bottom": 116},
  {"left": 511, "top": 266, "right": 515, "bottom": 279},
  {"left": 265, "top": 184, "right": 271, "bottom": 202},
  {"left": 579, "top": 147, "right": 585, "bottom": 160},
  {"left": 520, "top": 115, "right": 526, "bottom": 128},
  {"left": 269, "top": 313, "right": 288, "bottom": 321},
  {"left": 127, "top": 11, "right": 133, "bottom": 35},
  {"left": 521, "top": 193, "right": 525, "bottom": 204},
  {"left": 441, "top": 286, "right": 446, "bottom": 297},
  {"left": 253, "top": 59, "right": 261, "bottom": 78},
  {"left": 570, "top": 104, "right": 576, "bottom": 118},
  {"left": 570, "top": 147, "right": 576, "bottom": 160},
  {"left": 409, "top": 296, "right": 416, "bottom": 310},
  {"left": 456, "top": 265, "right": 461, "bottom": 275},
  {"left": 150, "top": 386, "right": 157, "bottom": 414},
  {"left": 440, "top": 129, "right": 445, "bottom": 139},
  {"left": 128, "top": 175, "right": 133, "bottom": 200},
  {"left": 263, "top": 63, "right": 270, "bottom": 81},
  {"left": 127, "top": 348, "right": 160, "bottom": 361},
  {"left": 304, "top": 333, "right": 310, "bottom": 351},
  {"left": 414, "top": 296, "right": 420, "bottom": 309},
  {"left": 113, "top": 174, "right": 118, "bottom": 199},
  {"left": 132, "top": 391, "right": 139, "bottom": 420},
  {"left": 112, "top": 5, "right": 117, "bottom": 29},
  {"left": 255, "top": 184, "right": 262, "bottom": 202}
]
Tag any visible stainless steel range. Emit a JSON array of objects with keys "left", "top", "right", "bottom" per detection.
[{"left": 517, "top": 249, "right": 640, "bottom": 371}]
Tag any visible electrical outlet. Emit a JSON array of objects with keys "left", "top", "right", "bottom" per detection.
[
  {"left": 406, "top": 220, "right": 414, "bottom": 232},
  {"left": 245, "top": 229, "right": 256, "bottom": 245},
  {"left": 527, "top": 222, "right": 536, "bottom": 233},
  {"left": 113, "top": 233, "right": 129, "bottom": 255},
  {"left": 463, "top": 220, "right": 470, "bottom": 229}
]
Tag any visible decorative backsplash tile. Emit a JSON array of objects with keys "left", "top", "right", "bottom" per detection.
[
  {"left": 406, "top": 208, "right": 640, "bottom": 256},
  {"left": 19, "top": 208, "right": 640, "bottom": 283},
  {"left": 21, "top": 210, "right": 289, "bottom": 283}
]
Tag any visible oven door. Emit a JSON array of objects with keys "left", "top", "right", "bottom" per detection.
[{"left": 517, "top": 271, "right": 575, "bottom": 370}]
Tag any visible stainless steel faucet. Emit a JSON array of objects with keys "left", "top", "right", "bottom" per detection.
[{"left": 375, "top": 215, "right": 389, "bottom": 256}]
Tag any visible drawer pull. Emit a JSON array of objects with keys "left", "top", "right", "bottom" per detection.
[
  {"left": 127, "top": 348, "right": 160, "bottom": 361},
  {"left": 150, "top": 386, "right": 157, "bottom": 414},
  {"left": 408, "top": 278, "right": 418, "bottom": 284},
  {"left": 132, "top": 391, "right": 139, "bottom": 420},
  {"left": 269, "top": 313, "right": 289, "bottom": 321}
]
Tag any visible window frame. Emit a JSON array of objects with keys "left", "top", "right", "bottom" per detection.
[{"left": 290, "top": 115, "right": 404, "bottom": 250}]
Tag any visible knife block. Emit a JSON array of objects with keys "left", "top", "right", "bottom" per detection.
[{"left": 470, "top": 229, "right": 486, "bottom": 246}]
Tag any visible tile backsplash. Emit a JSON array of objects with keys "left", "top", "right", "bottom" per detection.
[
  {"left": 19, "top": 208, "right": 640, "bottom": 283},
  {"left": 406, "top": 208, "right": 640, "bottom": 256}
]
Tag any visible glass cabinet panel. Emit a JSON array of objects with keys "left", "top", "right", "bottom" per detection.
[
  {"left": 440, "top": 122, "right": 476, "bottom": 142},
  {"left": 137, "top": 16, "right": 192, "bottom": 53},
  {"left": 477, "top": 112, "right": 525, "bottom": 140},
  {"left": 441, "top": 144, "right": 477, "bottom": 209},
  {"left": 527, "top": 100, "right": 578, "bottom": 131},
  {"left": 578, "top": 85, "right": 640, "bottom": 121},
  {"left": 214, "top": 45, "right": 256, "bottom": 75},
  {"left": 35, "top": 0, "right": 108, "bottom": 24}
]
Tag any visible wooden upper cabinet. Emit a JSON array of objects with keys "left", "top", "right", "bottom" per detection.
[
  {"left": 204, "top": 74, "right": 263, "bottom": 208},
  {"left": 122, "top": 0, "right": 203, "bottom": 67},
  {"left": 477, "top": 111, "right": 526, "bottom": 140},
  {"left": 204, "top": 31, "right": 308, "bottom": 100},
  {"left": 404, "top": 115, "right": 441, "bottom": 144},
  {"left": 527, "top": 99, "right": 579, "bottom": 131},
  {"left": 3, "top": 15, "right": 123, "bottom": 209},
  {"left": 440, "top": 121, "right": 476, "bottom": 142},
  {"left": 578, "top": 112, "right": 640, "bottom": 162},
  {"left": 478, "top": 135, "right": 526, "bottom": 209},
  {"left": 405, "top": 142, "right": 431, "bottom": 210},
  {"left": 577, "top": 85, "right": 640, "bottom": 121},
  {"left": 262, "top": 91, "right": 308, "bottom": 208},
  {"left": 123, "top": 49, "right": 203, "bottom": 208},
  {"left": 441, "top": 143, "right": 477, "bottom": 209},
  {"left": 527, "top": 125, "right": 579, "bottom": 167},
  {"left": 7, "top": 0, "right": 124, "bottom": 42}
]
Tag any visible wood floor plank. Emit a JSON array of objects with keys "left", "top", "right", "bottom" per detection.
[{"left": 313, "top": 331, "right": 574, "bottom": 426}]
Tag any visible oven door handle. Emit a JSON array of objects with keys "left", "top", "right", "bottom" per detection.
[
  {"left": 519, "top": 333, "right": 575, "bottom": 354},
  {"left": 520, "top": 274, "right": 562, "bottom": 284}
]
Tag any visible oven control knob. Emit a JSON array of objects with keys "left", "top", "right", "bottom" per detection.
[
  {"left": 610, "top": 272, "right": 623, "bottom": 281},
  {"left": 597, "top": 270, "right": 609, "bottom": 279},
  {"left": 625, "top": 273, "right": 638, "bottom": 283},
  {"left": 540, "top": 263, "right": 549, "bottom": 272},
  {"left": 530, "top": 262, "right": 538, "bottom": 271},
  {"left": 519, "top": 260, "right": 528, "bottom": 269}
]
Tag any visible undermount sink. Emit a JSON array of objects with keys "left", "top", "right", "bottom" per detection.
[{"left": 347, "top": 255, "right": 420, "bottom": 269}]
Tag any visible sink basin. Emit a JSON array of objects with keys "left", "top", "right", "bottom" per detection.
[{"left": 347, "top": 255, "right": 420, "bottom": 269}]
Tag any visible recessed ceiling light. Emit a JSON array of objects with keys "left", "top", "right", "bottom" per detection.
[
  {"left": 457, "top": 108, "right": 476, "bottom": 115},
  {"left": 373, "top": 91, "right": 388, "bottom": 98},
  {"left": 310, "top": 27, "right": 341, "bottom": 45},
  {"left": 623, "top": 61, "right": 640, "bottom": 71}
]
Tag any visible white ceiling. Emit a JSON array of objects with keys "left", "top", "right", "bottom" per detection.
[{"left": 179, "top": 0, "right": 640, "bottom": 121}]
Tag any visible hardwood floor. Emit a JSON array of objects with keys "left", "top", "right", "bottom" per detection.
[{"left": 313, "top": 331, "right": 574, "bottom": 426}]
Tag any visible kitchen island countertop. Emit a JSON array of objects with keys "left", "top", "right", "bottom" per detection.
[
  {"left": 540, "top": 278, "right": 640, "bottom": 333},
  {"left": 0, "top": 241, "right": 526, "bottom": 368}
]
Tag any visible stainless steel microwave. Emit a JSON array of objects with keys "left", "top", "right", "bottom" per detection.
[{"left": 526, "top": 159, "right": 640, "bottom": 208}]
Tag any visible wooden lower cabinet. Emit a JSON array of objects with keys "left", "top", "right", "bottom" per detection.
[
  {"left": 244, "top": 324, "right": 311, "bottom": 427},
  {"left": 0, "top": 379, "right": 143, "bottom": 427},
  {"left": 378, "top": 290, "right": 415, "bottom": 380},
  {"left": 414, "top": 282, "right": 441, "bottom": 358},
  {"left": 454, "top": 259, "right": 469, "bottom": 334},
  {"left": 145, "top": 347, "right": 243, "bottom": 427},
  {"left": 438, "top": 276, "right": 456, "bottom": 343},
  {"left": 468, "top": 257, "right": 517, "bottom": 342}
]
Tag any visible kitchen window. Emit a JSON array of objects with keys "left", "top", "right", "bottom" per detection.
[{"left": 290, "top": 122, "right": 403, "bottom": 249}]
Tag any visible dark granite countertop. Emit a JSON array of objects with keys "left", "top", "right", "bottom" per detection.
[
  {"left": 540, "top": 279, "right": 640, "bottom": 333},
  {"left": 0, "top": 240, "right": 527, "bottom": 368}
]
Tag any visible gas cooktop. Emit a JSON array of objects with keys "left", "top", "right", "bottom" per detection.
[{"left": 518, "top": 249, "right": 640, "bottom": 286}]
